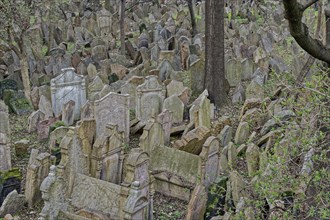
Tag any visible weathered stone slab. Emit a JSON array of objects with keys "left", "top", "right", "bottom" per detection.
[
  {"left": 51, "top": 67, "right": 86, "bottom": 120},
  {"left": 163, "top": 95, "right": 184, "bottom": 124},
  {"left": 94, "top": 92, "right": 130, "bottom": 143},
  {"left": 136, "top": 76, "right": 165, "bottom": 124}
]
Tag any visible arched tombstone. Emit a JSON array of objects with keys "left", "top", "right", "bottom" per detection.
[{"left": 200, "top": 136, "right": 220, "bottom": 188}]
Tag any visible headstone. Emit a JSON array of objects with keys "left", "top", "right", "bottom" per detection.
[
  {"left": 0, "top": 101, "right": 10, "bottom": 136},
  {"left": 232, "top": 83, "right": 245, "bottom": 104},
  {"left": 246, "top": 143, "right": 259, "bottom": 177},
  {"left": 218, "top": 125, "right": 233, "bottom": 147},
  {"left": 190, "top": 59, "right": 205, "bottom": 97},
  {"left": 0, "top": 190, "right": 25, "bottom": 217},
  {"left": 120, "top": 76, "right": 144, "bottom": 110},
  {"left": 28, "top": 110, "right": 46, "bottom": 133},
  {"left": 189, "top": 92, "right": 211, "bottom": 129},
  {"left": 163, "top": 95, "right": 184, "bottom": 124},
  {"left": 226, "top": 59, "right": 242, "bottom": 87},
  {"left": 166, "top": 80, "right": 185, "bottom": 97},
  {"left": 227, "top": 142, "right": 237, "bottom": 169},
  {"left": 94, "top": 92, "right": 130, "bottom": 143},
  {"left": 0, "top": 133, "right": 11, "bottom": 171},
  {"left": 234, "top": 122, "right": 250, "bottom": 145},
  {"left": 38, "top": 95, "right": 53, "bottom": 118},
  {"left": 136, "top": 76, "right": 166, "bottom": 124},
  {"left": 80, "top": 101, "right": 94, "bottom": 120},
  {"left": 62, "top": 100, "right": 75, "bottom": 126},
  {"left": 50, "top": 67, "right": 87, "bottom": 120},
  {"left": 157, "top": 110, "right": 173, "bottom": 146}
]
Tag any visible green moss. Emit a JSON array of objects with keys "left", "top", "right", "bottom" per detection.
[
  {"left": 0, "top": 168, "right": 22, "bottom": 185},
  {"left": 49, "top": 121, "right": 66, "bottom": 133}
]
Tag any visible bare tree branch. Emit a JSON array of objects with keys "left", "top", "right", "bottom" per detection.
[
  {"left": 283, "top": 0, "right": 330, "bottom": 65},
  {"left": 302, "top": 0, "right": 319, "bottom": 12}
]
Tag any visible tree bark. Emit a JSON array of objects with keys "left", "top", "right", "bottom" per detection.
[
  {"left": 120, "top": 0, "right": 126, "bottom": 55},
  {"left": 187, "top": 0, "right": 197, "bottom": 37},
  {"left": 283, "top": 0, "right": 330, "bottom": 65},
  {"left": 204, "top": 0, "right": 229, "bottom": 108}
]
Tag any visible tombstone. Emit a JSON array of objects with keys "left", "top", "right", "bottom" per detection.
[
  {"left": 189, "top": 92, "right": 211, "bottom": 129},
  {"left": 28, "top": 110, "right": 46, "bottom": 133},
  {"left": 139, "top": 118, "right": 164, "bottom": 154},
  {"left": 88, "top": 75, "right": 104, "bottom": 101},
  {"left": 163, "top": 95, "right": 184, "bottom": 124},
  {"left": 218, "top": 125, "right": 233, "bottom": 147},
  {"left": 98, "top": 124, "right": 124, "bottom": 184},
  {"left": 0, "top": 101, "right": 10, "bottom": 136},
  {"left": 234, "top": 122, "right": 250, "bottom": 145},
  {"left": 0, "top": 133, "right": 11, "bottom": 171},
  {"left": 62, "top": 100, "right": 75, "bottom": 126},
  {"left": 136, "top": 76, "right": 166, "bottom": 124},
  {"left": 50, "top": 67, "right": 87, "bottom": 120},
  {"left": 166, "top": 80, "right": 185, "bottom": 97},
  {"left": 94, "top": 92, "right": 130, "bottom": 143},
  {"left": 232, "top": 83, "right": 246, "bottom": 104},
  {"left": 241, "top": 58, "right": 256, "bottom": 80},
  {"left": 190, "top": 59, "right": 205, "bottom": 97},
  {"left": 201, "top": 136, "right": 220, "bottom": 187},
  {"left": 80, "top": 101, "right": 94, "bottom": 120},
  {"left": 120, "top": 76, "right": 144, "bottom": 110},
  {"left": 157, "top": 110, "right": 173, "bottom": 146},
  {"left": 225, "top": 59, "right": 242, "bottom": 87},
  {"left": 158, "top": 59, "right": 175, "bottom": 81}
]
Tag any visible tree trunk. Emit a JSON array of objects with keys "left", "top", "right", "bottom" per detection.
[
  {"left": 204, "top": 0, "right": 229, "bottom": 108},
  {"left": 120, "top": 0, "right": 126, "bottom": 55},
  {"left": 187, "top": 0, "right": 197, "bottom": 37},
  {"left": 19, "top": 53, "right": 32, "bottom": 106}
]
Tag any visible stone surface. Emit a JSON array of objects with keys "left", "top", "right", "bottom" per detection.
[
  {"left": 234, "top": 122, "right": 250, "bottom": 145},
  {"left": 246, "top": 143, "right": 260, "bottom": 176},
  {"left": 0, "top": 190, "right": 25, "bottom": 217},
  {"left": 166, "top": 80, "right": 185, "bottom": 97},
  {"left": 120, "top": 76, "right": 144, "bottom": 110},
  {"left": 0, "top": 133, "right": 11, "bottom": 171},
  {"left": 62, "top": 100, "right": 75, "bottom": 126},
  {"left": 94, "top": 92, "right": 130, "bottom": 143},
  {"left": 218, "top": 125, "right": 233, "bottom": 147},
  {"left": 163, "top": 95, "right": 184, "bottom": 124},
  {"left": 230, "top": 171, "right": 246, "bottom": 207},
  {"left": 28, "top": 110, "right": 45, "bottom": 133},
  {"left": 50, "top": 67, "right": 87, "bottom": 120},
  {"left": 38, "top": 95, "right": 53, "bottom": 118},
  {"left": 136, "top": 75, "right": 165, "bottom": 123},
  {"left": 227, "top": 142, "right": 237, "bottom": 169}
]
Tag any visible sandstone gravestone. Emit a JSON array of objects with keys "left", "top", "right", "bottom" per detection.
[
  {"left": 136, "top": 76, "right": 165, "bottom": 124},
  {"left": 166, "top": 80, "right": 185, "bottom": 97},
  {"left": 190, "top": 59, "right": 205, "bottom": 98},
  {"left": 0, "top": 101, "right": 10, "bottom": 136},
  {"left": 50, "top": 67, "right": 86, "bottom": 120},
  {"left": 80, "top": 101, "right": 94, "bottom": 120},
  {"left": 62, "top": 100, "right": 75, "bottom": 126},
  {"left": 0, "top": 133, "right": 11, "bottom": 171},
  {"left": 94, "top": 92, "right": 130, "bottom": 143},
  {"left": 38, "top": 95, "right": 53, "bottom": 118},
  {"left": 28, "top": 110, "right": 46, "bottom": 133},
  {"left": 120, "top": 76, "right": 144, "bottom": 110},
  {"left": 157, "top": 110, "right": 173, "bottom": 146},
  {"left": 163, "top": 95, "right": 184, "bottom": 124}
]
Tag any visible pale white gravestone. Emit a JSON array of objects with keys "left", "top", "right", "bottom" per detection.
[{"left": 50, "top": 67, "right": 86, "bottom": 120}]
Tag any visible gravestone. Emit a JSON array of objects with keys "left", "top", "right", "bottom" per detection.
[
  {"left": 80, "top": 101, "right": 94, "bottom": 120},
  {"left": 157, "top": 110, "right": 173, "bottom": 146},
  {"left": 163, "top": 95, "right": 184, "bottom": 124},
  {"left": 28, "top": 110, "right": 45, "bottom": 133},
  {"left": 0, "top": 101, "right": 10, "bottom": 136},
  {"left": 136, "top": 76, "right": 166, "bottom": 124},
  {"left": 120, "top": 76, "right": 144, "bottom": 110},
  {"left": 166, "top": 80, "right": 185, "bottom": 97},
  {"left": 94, "top": 92, "right": 130, "bottom": 143},
  {"left": 0, "top": 133, "right": 11, "bottom": 171},
  {"left": 190, "top": 59, "right": 205, "bottom": 98},
  {"left": 38, "top": 95, "right": 53, "bottom": 118},
  {"left": 50, "top": 67, "right": 87, "bottom": 120},
  {"left": 62, "top": 100, "right": 75, "bottom": 126}
]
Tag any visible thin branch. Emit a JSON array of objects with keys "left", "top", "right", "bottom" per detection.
[{"left": 302, "top": 0, "right": 319, "bottom": 12}]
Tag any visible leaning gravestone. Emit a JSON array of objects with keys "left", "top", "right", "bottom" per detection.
[
  {"left": 0, "top": 101, "right": 10, "bottom": 136},
  {"left": 50, "top": 67, "right": 86, "bottom": 121},
  {"left": 62, "top": 100, "right": 75, "bottom": 126},
  {"left": 0, "top": 133, "right": 11, "bottom": 171},
  {"left": 136, "top": 75, "right": 166, "bottom": 124},
  {"left": 94, "top": 92, "right": 130, "bottom": 143}
]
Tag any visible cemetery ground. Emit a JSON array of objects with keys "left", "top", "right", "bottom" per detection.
[{"left": 0, "top": 0, "right": 329, "bottom": 219}]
